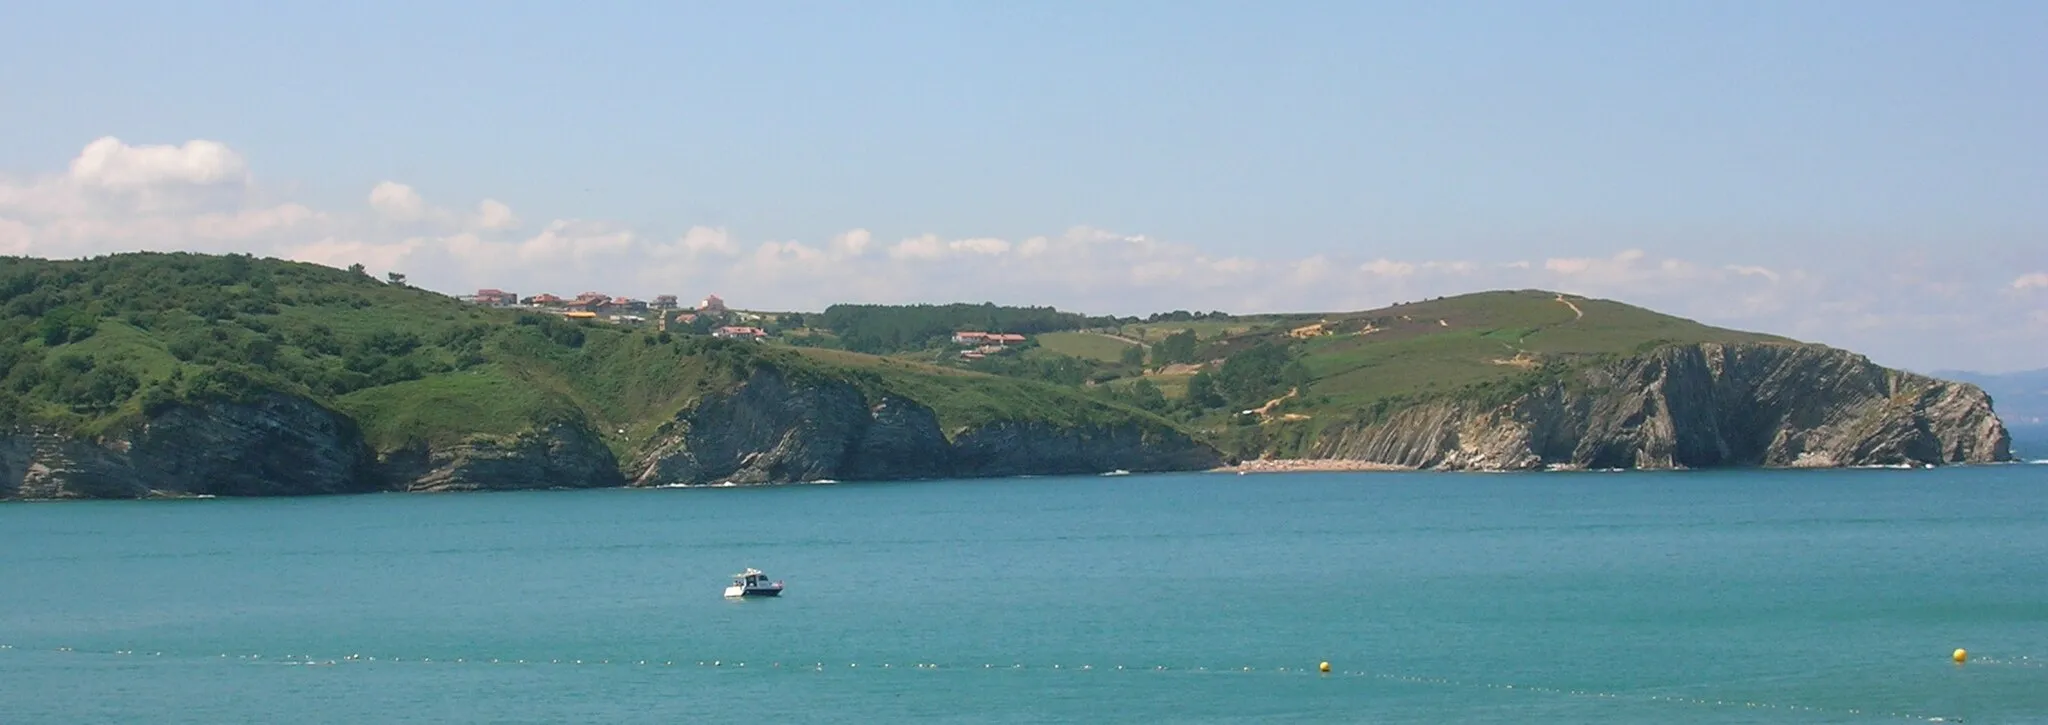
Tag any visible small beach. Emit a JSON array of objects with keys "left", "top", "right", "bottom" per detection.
[{"left": 1215, "top": 458, "right": 1413, "bottom": 474}]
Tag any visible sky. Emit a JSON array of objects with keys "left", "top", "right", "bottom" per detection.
[{"left": 1, "top": 1, "right": 2043, "bottom": 372}]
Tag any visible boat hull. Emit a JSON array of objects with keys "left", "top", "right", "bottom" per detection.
[{"left": 723, "top": 586, "right": 783, "bottom": 598}]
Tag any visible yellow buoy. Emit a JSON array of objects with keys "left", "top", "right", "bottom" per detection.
[
  {"left": 1953, "top": 648, "right": 1968, "bottom": 663},
  {"left": 1319, "top": 661, "right": 1332, "bottom": 673}
]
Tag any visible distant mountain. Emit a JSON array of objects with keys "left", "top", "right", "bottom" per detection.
[{"left": 1929, "top": 368, "right": 2048, "bottom": 427}]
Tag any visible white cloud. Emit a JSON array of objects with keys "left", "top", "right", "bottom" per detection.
[
  {"left": 368, "top": 181, "right": 427, "bottom": 221},
  {"left": 676, "top": 226, "right": 738, "bottom": 257},
  {"left": 2, "top": 136, "right": 2043, "bottom": 371},
  {"left": 473, "top": 199, "right": 518, "bottom": 230},
  {"left": 1361, "top": 259, "right": 1416, "bottom": 276},
  {"left": 68, "top": 137, "right": 248, "bottom": 190}
]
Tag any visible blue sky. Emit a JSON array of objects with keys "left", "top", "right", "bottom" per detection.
[{"left": 1, "top": 1, "right": 2044, "bottom": 371}]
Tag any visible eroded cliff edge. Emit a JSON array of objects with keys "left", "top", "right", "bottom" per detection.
[
  {"left": 627, "top": 367, "right": 1222, "bottom": 486},
  {"left": 1307, "top": 343, "right": 2012, "bottom": 470},
  {"left": 0, "top": 367, "right": 1222, "bottom": 499},
  {"left": 0, "top": 394, "right": 383, "bottom": 499}
]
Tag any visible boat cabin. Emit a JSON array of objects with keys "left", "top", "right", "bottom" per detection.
[{"left": 724, "top": 567, "right": 784, "bottom": 597}]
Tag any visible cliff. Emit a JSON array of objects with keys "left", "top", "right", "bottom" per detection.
[
  {"left": 0, "top": 394, "right": 381, "bottom": 499},
  {"left": 1307, "top": 343, "right": 2013, "bottom": 470},
  {"left": 627, "top": 367, "right": 1221, "bottom": 485},
  {"left": 373, "top": 421, "right": 624, "bottom": 492}
]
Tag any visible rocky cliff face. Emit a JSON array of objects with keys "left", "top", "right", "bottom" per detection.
[
  {"left": 0, "top": 395, "right": 623, "bottom": 500},
  {"left": 0, "top": 394, "right": 381, "bottom": 499},
  {"left": 627, "top": 367, "right": 1222, "bottom": 486},
  {"left": 374, "top": 421, "right": 623, "bottom": 492},
  {"left": 1310, "top": 343, "right": 2013, "bottom": 470}
]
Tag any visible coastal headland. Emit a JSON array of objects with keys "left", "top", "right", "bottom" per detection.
[{"left": 0, "top": 252, "right": 2012, "bottom": 500}]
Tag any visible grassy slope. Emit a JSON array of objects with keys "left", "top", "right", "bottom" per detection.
[
  {"left": 1111, "top": 290, "right": 1801, "bottom": 445},
  {"left": 1297, "top": 291, "right": 1787, "bottom": 410},
  {"left": 0, "top": 254, "right": 1183, "bottom": 459},
  {"left": 1034, "top": 331, "right": 1139, "bottom": 362}
]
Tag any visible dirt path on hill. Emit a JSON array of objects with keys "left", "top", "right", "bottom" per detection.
[
  {"left": 1086, "top": 331, "right": 1150, "bottom": 349},
  {"left": 1556, "top": 294, "right": 1584, "bottom": 321},
  {"left": 1248, "top": 387, "right": 1299, "bottom": 417}
]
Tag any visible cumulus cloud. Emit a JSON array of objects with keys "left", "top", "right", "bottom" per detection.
[
  {"left": 368, "top": 181, "right": 427, "bottom": 221},
  {"left": 69, "top": 137, "right": 248, "bottom": 190},
  {"left": 473, "top": 199, "right": 517, "bottom": 230},
  {"left": 2, "top": 136, "right": 2042, "bottom": 371}
]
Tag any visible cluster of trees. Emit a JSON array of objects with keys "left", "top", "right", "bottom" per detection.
[
  {"left": 1183, "top": 342, "right": 1311, "bottom": 414},
  {"left": 814, "top": 303, "right": 1115, "bottom": 354},
  {"left": 1096, "top": 377, "right": 1169, "bottom": 414},
  {"left": 0, "top": 253, "right": 613, "bottom": 422},
  {"left": 1150, "top": 330, "right": 1202, "bottom": 365},
  {"left": 1140, "top": 310, "right": 1231, "bottom": 323}
]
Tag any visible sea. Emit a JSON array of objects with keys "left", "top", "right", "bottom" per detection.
[{"left": 4, "top": 464, "right": 2047, "bottom": 724}]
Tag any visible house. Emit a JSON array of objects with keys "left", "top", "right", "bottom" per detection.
[
  {"left": 473, "top": 288, "right": 518, "bottom": 306},
  {"left": 1290, "top": 322, "right": 1328, "bottom": 339},
  {"left": 652, "top": 295, "right": 679, "bottom": 310},
  {"left": 612, "top": 296, "right": 649, "bottom": 312},
  {"left": 699, "top": 294, "right": 729, "bottom": 313},
  {"left": 529, "top": 293, "right": 564, "bottom": 306},
  {"left": 564, "top": 310, "right": 598, "bottom": 319},
  {"left": 713, "top": 325, "right": 767, "bottom": 340},
  {"left": 954, "top": 331, "right": 1025, "bottom": 346}
]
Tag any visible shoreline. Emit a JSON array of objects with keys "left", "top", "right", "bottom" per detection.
[{"left": 1212, "top": 459, "right": 1415, "bottom": 474}]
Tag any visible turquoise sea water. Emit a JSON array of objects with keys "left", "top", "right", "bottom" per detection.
[{"left": 4, "top": 466, "right": 2046, "bottom": 724}]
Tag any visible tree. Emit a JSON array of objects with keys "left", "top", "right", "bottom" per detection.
[
  {"left": 1215, "top": 342, "right": 1291, "bottom": 409},
  {"left": 1186, "top": 371, "right": 1224, "bottom": 410},
  {"left": 1154, "top": 330, "right": 1198, "bottom": 365},
  {"left": 1119, "top": 344, "right": 1147, "bottom": 368},
  {"left": 385, "top": 272, "right": 408, "bottom": 287},
  {"left": 347, "top": 263, "right": 367, "bottom": 276},
  {"left": 1130, "top": 377, "right": 1167, "bottom": 412}
]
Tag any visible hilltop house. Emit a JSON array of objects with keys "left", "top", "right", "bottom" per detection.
[
  {"left": 713, "top": 325, "right": 767, "bottom": 341},
  {"left": 470, "top": 288, "right": 518, "bottom": 306},
  {"left": 528, "top": 293, "right": 564, "bottom": 306},
  {"left": 652, "top": 295, "right": 679, "bottom": 310},
  {"left": 699, "top": 294, "right": 729, "bottom": 313},
  {"left": 953, "top": 331, "right": 1026, "bottom": 346}
]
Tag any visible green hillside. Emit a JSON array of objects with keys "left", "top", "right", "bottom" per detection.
[
  {"left": 0, "top": 253, "right": 1178, "bottom": 455},
  {"left": 0, "top": 253, "right": 1817, "bottom": 465},
  {"left": 1067, "top": 290, "right": 1802, "bottom": 454}
]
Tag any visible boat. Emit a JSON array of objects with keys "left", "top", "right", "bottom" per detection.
[{"left": 723, "top": 568, "right": 784, "bottom": 598}]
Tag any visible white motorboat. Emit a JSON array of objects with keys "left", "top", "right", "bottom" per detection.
[{"left": 723, "top": 568, "right": 784, "bottom": 598}]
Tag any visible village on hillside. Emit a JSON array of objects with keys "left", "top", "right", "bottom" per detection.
[{"left": 453, "top": 288, "right": 1030, "bottom": 356}]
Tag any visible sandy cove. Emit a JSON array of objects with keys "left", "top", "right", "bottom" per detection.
[{"left": 1213, "top": 459, "right": 1414, "bottom": 474}]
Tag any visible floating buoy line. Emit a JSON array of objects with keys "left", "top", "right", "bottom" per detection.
[{"left": 0, "top": 642, "right": 2006, "bottom": 722}]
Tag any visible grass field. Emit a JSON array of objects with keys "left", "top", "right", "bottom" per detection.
[
  {"left": 1108, "top": 290, "right": 1807, "bottom": 424},
  {"left": 1035, "top": 331, "right": 1142, "bottom": 362}
]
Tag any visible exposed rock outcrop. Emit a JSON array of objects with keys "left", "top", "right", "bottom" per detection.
[
  {"left": 628, "top": 367, "right": 1222, "bottom": 486},
  {"left": 0, "top": 396, "right": 622, "bottom": 500},
  {"left": 0, "top": 394, "right": 381, "bottom": 499},
  {"left": 374, "top": 421, "right": 623, "bottom": 492},
  {"left": 1309, "top": 343, "right": 2012, "bottom": 470}
]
